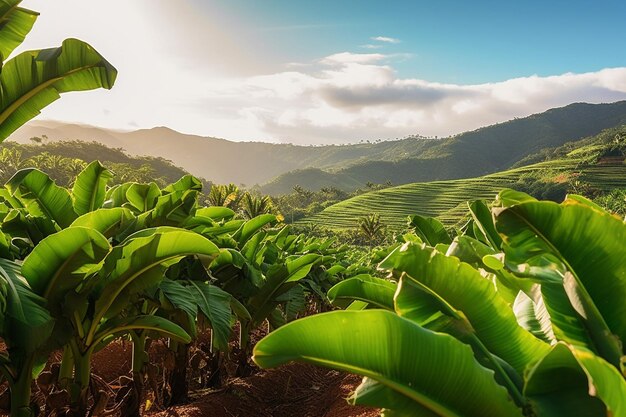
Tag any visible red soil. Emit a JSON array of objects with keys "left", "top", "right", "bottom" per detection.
[{"left": 92, "top": 341, "right": 380, "bottom": 417}]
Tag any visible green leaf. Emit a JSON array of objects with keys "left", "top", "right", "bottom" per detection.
[
  {"left": 88, "top": 229, "right": 220, "bottom": 342},
  {"left": 6, "top": 168, "right": 77, "bottom": 227},
  {"left": 93, "top": 314, "right": 191, "bottom": 348},
  {"left": 195, "top": 206, "right": 235, "bottom": 221},
  {"left": 0, "top": 2, "right": 38, "bottom": 60},
  {"left": 327, "top": 275, "right": 396, "bottom": 310},
  {"left": 0, "top": 258, "right": 54, "bottom": 353},
  {"left": 525, "top": 343, "right": 626, "bottom": 417},
  {"left": 380, "top": 242, "right": 550, "bottom": 374},
  {"left": 186, "top": 281, "right": 233, "bottom": 351},
  {"left": 0, "top": 38, "right": 117, "bottom": 142},
  {"left": 233, "top": 214, "right": 276, "bottom": 246},
  {"left": 149, "top": 189, "right": 197, "bottom": 226},
  {"left": 253, "top": 310, "right": 524, "bottom": 417},
  {"left": 495, "top": 189, "right": 537, "bottom": 208},
  {"left": 70, "top": 207, "right": 135, "bottom": 238},
  {"left": 71, "top": 161, "right": 114, "bottom": 215},
  {"left": 467, "top": 200, "right": 502, "bottom": 249},
  {"left": 408, "top": 214, "right": 451, "bottom": 246},
  {"left": 158, "top": 279, "right": 198, "bottom": 318},
  {"left": 21, "top": 227, "right": 110, "bottom": 312},
  {"left": 163, "top": 174, "right": 203, "bottom": 193},
  {"left": 512, "top": 287, "right": 556, "bottom": 345},
  {"left": 248, "top": 254, "right": 320, "bottom": 325},
  {"left": 125, "top": 182, "right": 160, "bottom": 213},
  {"left": 103, "top": 182, "right": 132, "bottom": 208},
  {"left": 496, "top": 197, "right": 625, "bottom": 367}
]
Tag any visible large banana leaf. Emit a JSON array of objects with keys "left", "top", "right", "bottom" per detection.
[
  {"left": 92, "top": 314, "right": 191, "bottom": 349},
  {"left": 0, "top": 38, "right": 117, "bottom": 141},
  {"left": 380, "top": 242, "right": 549, "bottom": 373},
  {"left": 467, "top": 200, "right": 502, "bottom": 249},
  {"left": 253, "top": 310, "right": 524, "bottom": 417},
  {"left": 21, "top": 227, "right": 111, "bottom": 312},
  {"left": 512, "top": 288, "right": 556, "bottom": 345},
  {"left": 70, "top": 207, "right": 135, "bottom": 238},
  {"left": 495, "top": 196, "right": 625, "bottom": 367},
  {"left": 186, "top": 281, "right": 232, "bottom": 351},
  {"left": 158, "top": 279, "right": 198, "bottom": 318},
  {"left": 0, "top": 258, "right": 53, "bottom": 353},
  {"left": 248, "top": 254, "right": 320, "bottom": 325},
  {"left": 0, "top": 1, "right": 38, "bottom": 59},
  {"left": 71, "top": 161, "right": 113, "bottom": 216},
  {"left": 149, "top": 190, "right": 197, "bottom": 226},
  {"left": 195, "top": 206, "right": 235, "bottom": 221},
  {"left": 6, "top": 168, "right": 77, "bottom": 228},
  {"left": 232, "top": 214, "right": 276, "bottom": 246},
  {"left": 86, "top": 229, "right": 220, "bottom": 344},
  {"left": 327, "top": 274, "right": 396, "bottom": 310},
  {"left": 408, "top": 215, "right": 451, "bottom": 246},
  {"left": 524, "top": 342, "right": 626, "bottom": 417},
  {"left": 125, "top": 182, "right": 160, "bottom": 213},
  {"left": 162, "top": 174, "right": 203, "bottom": 193}
]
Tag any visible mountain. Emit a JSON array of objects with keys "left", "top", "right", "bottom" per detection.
[
  {"left": 261, "top": 101, "right": 626, "bottom": 194},
  {"left": 299, "top": 125, "right": 626, "bottom": 230},
  {"left": 9, "top": 122, "right": 436, "bottom": 186},
  {"left": 9, "top": 101, "right": 626, "bottom": 191}
]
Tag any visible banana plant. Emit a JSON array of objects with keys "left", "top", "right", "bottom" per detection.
[
  {"left": 0, "top": 258, "right": 54, "bottom": 417},
  {"left": 253, "top": 191, "right": 626, "bottom": 417},
  {"left": 18, "top": 226, "right": 220, "bottom": 416},
  {"left": 0, "top": 1, "right": 117, "bottom": 143}
]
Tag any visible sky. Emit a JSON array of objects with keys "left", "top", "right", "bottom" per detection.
[{"left": 15, "top": 0, "right": 626, "bottom": 144}]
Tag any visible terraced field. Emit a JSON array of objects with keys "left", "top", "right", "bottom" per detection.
[{"left": 299, "top": 159, "right": 626, "bottom": 230}]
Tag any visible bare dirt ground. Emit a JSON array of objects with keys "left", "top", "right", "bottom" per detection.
[
  {"left": 0, "top": 332, "right": 379, "bottom": 417},
  {"left": 148, "top": 364, "right": 379, "bottom": 417},
  {"left": 92, "top": 340, "right": 380, "bottom": 417}
]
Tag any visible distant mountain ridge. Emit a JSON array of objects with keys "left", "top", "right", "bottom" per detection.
[
  {"left": 10, "top": 121, "right": 438, "bottom": 186},
  {"left": 8, "top": 101, "right": 626, "bottom": 192},
  {"left": 261, "top": 101, "right": 626, "bottom": 194}
]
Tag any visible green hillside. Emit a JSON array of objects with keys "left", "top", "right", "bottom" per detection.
[
  {"left": 300, "top": 126, "right": 626, "bottom": 230},
  {"left": 262, "top": 101, "right": 626, "bottom": 195},
  {"left": 0, "top": 140, "right": 195, "bottom": 188}
]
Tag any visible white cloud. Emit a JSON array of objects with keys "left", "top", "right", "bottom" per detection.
[
  {"left": 14, "top": 1, "right": 626, "bottom": 145},
  {"left": 320, "top": 52, "right": 387, "bottom": 65},
  {"left": 360, "top": 44, "right": 383, "bottom": 49},
  {"left": 210, "top": 63, "right": 626, "bottom": 144},
  {"left": 371, "top": 36, "right": 401, "bottom": 44}
]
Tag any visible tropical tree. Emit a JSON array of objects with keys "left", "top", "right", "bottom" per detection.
[
  {"left": 207, "top": 184, "right": 240, "bottom": 209},
  {"left": 357, "top": 213, "right": 386, "bottom": 245},
  {"left": 238, "top": 192, "right": 276, "bottom": 219}
]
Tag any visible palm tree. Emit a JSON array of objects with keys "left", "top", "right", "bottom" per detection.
[
  {"left": 239, "top": 192, "right": 275, "bottom": 219},
  {"left": 207, "top": 184, "right": 240, "bottom": 209},
  {"left": 357, "top": 213, "right": 385, "bottom": 246}
]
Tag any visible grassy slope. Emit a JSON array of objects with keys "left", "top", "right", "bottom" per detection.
[{"left": 300, "top": 158, "right": 626, "bottom": 231}]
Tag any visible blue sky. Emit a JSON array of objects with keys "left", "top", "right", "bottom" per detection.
[
  {"left": 14, "top": 0, "right": 626, "bottom": 144},
  {"left": 194, "top": 0, "right": 626, "bottom": 83}
]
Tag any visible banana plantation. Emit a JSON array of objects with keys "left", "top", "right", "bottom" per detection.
[{"left": 0, "top": 1, "right": 625, "bottom": 416}]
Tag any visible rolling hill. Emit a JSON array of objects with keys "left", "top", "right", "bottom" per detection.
[
  {"left": 9, "top": 101, "right": 626, "bottom": 192},
  {"left": 261, "top": 101, "right": 626, "bottom": 194},
  {"left": 298, "top": 126, "right": 626, "bottom": 230}
]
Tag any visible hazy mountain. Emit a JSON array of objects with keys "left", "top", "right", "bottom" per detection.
[
  {"left": 9, "top": 101, "right": 626, "bottom": 192},
  {"left": 10, "top": 122, "right": 437, "bottom": 186},
  {"left": 261, "top": 101, "right": 626, "bottom": 194}
]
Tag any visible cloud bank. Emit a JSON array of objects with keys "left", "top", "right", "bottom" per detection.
[{"left": 207, "top": 53, "right": 626, "bottom": 144}]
